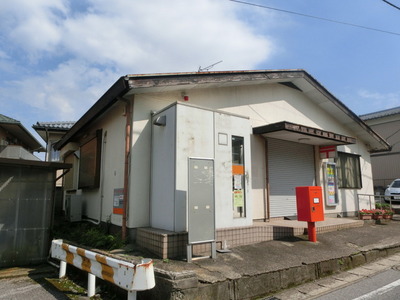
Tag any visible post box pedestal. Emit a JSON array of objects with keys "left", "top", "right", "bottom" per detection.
[{"left": 307, "top": 222, "right": 317, "bottom": 242}]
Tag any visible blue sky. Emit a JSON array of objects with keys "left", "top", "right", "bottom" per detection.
[{"left": 1, "top": 0, "right": 400, "bottom": 145}]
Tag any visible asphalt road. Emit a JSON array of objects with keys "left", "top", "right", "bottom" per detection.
[
  {"left": 0, "top": 265, "right": 124, "bottom": 300},
  {"left": 272, "top": 252, "right": 400, "bottom": 300},
  {"left": 0, "top": 275, "right": 69, "bottom": 300},
  {"left": 314, "top": 268, "right": 400, "bottom": 300}
]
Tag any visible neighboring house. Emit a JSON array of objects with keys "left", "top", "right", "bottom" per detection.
[
  {"left": 54, "top": 70, "right": 390, "bottom": 258},
  {"left": 360, "top": 107, "right": 400, "bottom": 193},
  {"left": 33, "top": 121, "right": 75, "bottom": 162},
  {"left": 0, "top": 114, "right": 70, "bottom": 267},
  {"left": 33, "top": 121, "right": 75, "bottom": 215},
  {"left": 0, "top": 113, "right": 44, "bottom": 158}
]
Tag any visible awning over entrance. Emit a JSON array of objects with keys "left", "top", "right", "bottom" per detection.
[{"left": 253, "top": 121, "right": 357, "bottom": 146}]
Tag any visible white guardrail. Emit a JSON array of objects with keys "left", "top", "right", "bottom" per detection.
[{"left": 51, "top": 239, "right": 155, "bottom": 300}]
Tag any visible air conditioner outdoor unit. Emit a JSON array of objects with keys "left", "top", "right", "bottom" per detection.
[{"left": 65, "top": 194, "right": 82, "bottom": 222}]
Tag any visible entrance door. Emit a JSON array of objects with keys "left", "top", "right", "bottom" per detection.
[{"left": 267, "top": 138, "right": 316, "bottom": 218}]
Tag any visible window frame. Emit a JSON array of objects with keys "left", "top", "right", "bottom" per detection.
[
  {"left": 78, "top": 129, "right": 102, "bottom": 189},
  {"left": 336, "top": 151, "right": 362, "bottom": 189},
  {"left": 232, "top": 135, "right": 246, "bottom": 218}
]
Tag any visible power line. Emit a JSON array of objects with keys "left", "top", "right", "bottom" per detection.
[
  {"left": 229, "top": 0, "right": 400, "bottom": 36},
  {"left": 383, "top": 0, "right": 400, "bottom": 11}
]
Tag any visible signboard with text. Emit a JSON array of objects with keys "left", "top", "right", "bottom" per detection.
[
  {"left": 113, "top": 188, "right": 124, "bottom": 214},
  {"left": 324, "top": 162, "right": 338, "bottom": 206}
]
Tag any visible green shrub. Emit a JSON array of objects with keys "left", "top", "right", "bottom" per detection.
[
  {"left": 52, "top": 221, "right": 125, "bottom": 251},
  {"left": 375, "top": 203, "right": 390, "bottom": 210}
]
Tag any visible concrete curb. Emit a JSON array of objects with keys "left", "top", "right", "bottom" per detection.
[{"left": 143, "top": 242, "right": 400, "bottom": 300}]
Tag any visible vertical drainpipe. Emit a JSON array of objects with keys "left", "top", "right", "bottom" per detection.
[{"left": 122, "top": 98, "right": 133, "bottom": 240}]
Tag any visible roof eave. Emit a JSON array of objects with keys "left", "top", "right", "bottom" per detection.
[
  {"left": 300, "top": 74, "right": 391, "bottom": 153},
  {"left": 0, "top": 121, "right": 45, "bottom": 152},
  {"left": 54, "top": 69, "right": 390, "bottom": 153},
  {"left": 54, "top": 76, "right": 129, "bottom": 150}
]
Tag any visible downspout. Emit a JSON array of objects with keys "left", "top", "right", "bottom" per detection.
[{"left": 122, "top": 99, "right": 133, "bottom": 240}]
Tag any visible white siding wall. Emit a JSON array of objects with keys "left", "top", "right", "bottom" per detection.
[
  {"left": 76, "top": 101, "right": 126, "bottom": 224},
  {"left": 214, "top": 112, "right": 252, "bottom": 228},
  {"left": 127, "top": 83, "right": 372, "bottom": 227},
  {"left": 150, "top": 105, "right": 177, "bottom": 231},
  {"left": 129, "top": 96, "right": 175, "bottom": 228},
  {"left": 334, "top": 144, "right": 374, "bottom": 213},
  {"left": 150, "top": 103, "right": 252, "bottom": 231},
  {"left": 175, "top": 105, "right": 214, "bottom": 231},
  {"left": 251, "top": 135, "right": 267, "bottom": 220}
]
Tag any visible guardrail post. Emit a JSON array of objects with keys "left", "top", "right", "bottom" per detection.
[
  {"left": 88, "top": 273, "right": 96, "bottom": 297},
  {"left": 59, "top": 260, "right": 67, "bottom": 278},
  {"left": 128, "top": 290, "right": 137, "bottom": 300}
]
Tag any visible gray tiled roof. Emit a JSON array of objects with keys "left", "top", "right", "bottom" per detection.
[
  {"left": 360, "top": 106, "right": 400, "bottom": 121},
  {"left": 0, "top": 114, "right": 19, "bottom": 124},
  {"left": 33, "top": 121, "right": 75, "bottom": 130}
]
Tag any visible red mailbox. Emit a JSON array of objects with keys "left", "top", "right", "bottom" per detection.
[
  {"left": 296, "top": 186, "right": 324, "bottom": 243},
  {"left": 296, "top": 186, "right": 324, "bottom": 222}
]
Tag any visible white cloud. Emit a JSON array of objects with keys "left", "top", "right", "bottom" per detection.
[
  {"left": 0, "top": 0, "right": 277, "bottom": 122},
  {"left": 3, "top": 60, "right": 118, "bottom": 121},
  {"left": 60, "top": 0, "right": 274, "bottom": 73},
  {"left": 358, "top": 89, "right": 400, "bottom": 112},
  {"left": 0, "top": 0, "right": 67, "bottom": 57}
]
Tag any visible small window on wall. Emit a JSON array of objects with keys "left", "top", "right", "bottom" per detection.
[
  {"left": 50, "top": 142, "right": 60, "bottom": 161},
  {"left": 232, "top": 136, "right": 246, "bottom": 218},
  {"left": 336, "top": 152, "right": 362, "bottom": 189},
  {"left": 78, "top": 130, "right": 102, "bottom": 189}
]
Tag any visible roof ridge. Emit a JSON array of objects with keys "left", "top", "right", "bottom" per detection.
[
  {"left": 33, "top": 121, "right": 75, "bottom": 130},
  {"left": 36, "top": 120, "right": 75, "bottom": 124}
]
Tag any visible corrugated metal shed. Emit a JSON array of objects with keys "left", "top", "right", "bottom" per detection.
[{"left": 0, "top": 158, "right": 71, "bottom": 267}]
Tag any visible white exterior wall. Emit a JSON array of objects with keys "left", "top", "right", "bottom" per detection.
[
  {"left": 150, "top": 105, "right": 177, "bottom": 231},
  {"left": 129, "top": 95, "right": 178, "bottom": 228},
  {"left": 336, "top": 144, "right": 374, "bottom": 213},
  {"left": 214, "top": 112, "right": 252, "bottom": 228},
  {"left": 150, "top": 103, "right": 252, "bottom": 231},
  {"left": 127, "top": 83, "right": 373, "bottom": 228},
  {"left": 175, "top": 105, "right": 214, "bottom": 231},
  {"left": 250, "top": 135, "right": 267, "bottom": 220},
  {"left": 74, "top": 102, "right": 126, "bottom": 224}
]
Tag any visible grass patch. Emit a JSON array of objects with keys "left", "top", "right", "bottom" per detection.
[{"left": 52, "top": 221, "right": 125, "bottom": 251}]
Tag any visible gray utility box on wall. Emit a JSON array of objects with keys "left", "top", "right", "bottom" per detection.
[
  {"left": 188, "top": 158, "right": 215, "bottom": 244},
  {"left": 65, "top": 194, "right": 82, "bottom": 222},
  {"left": 187, "top": 157, "right": 216, "bottom": 262}
]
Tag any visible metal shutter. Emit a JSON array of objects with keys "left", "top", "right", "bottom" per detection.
[{"left": 268, "top": 138, "right": 315, "bottom": 218}]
